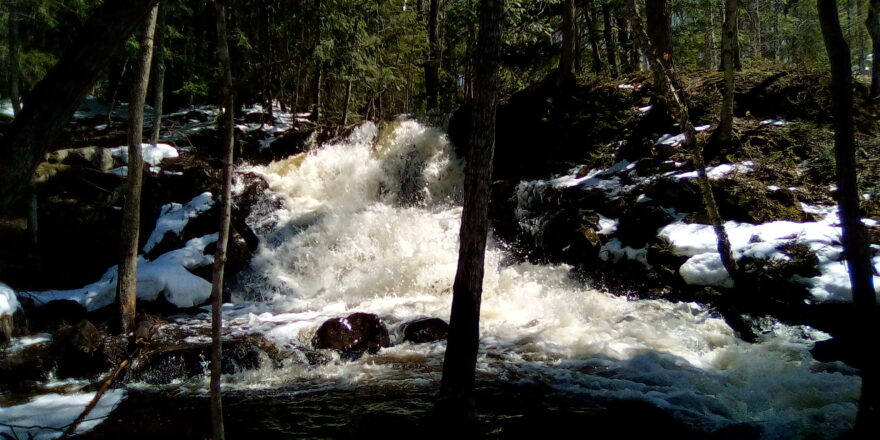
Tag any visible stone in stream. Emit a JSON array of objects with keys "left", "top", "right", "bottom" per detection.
[
  {"left": 401, "top": 317, "right": 449, "bottom": 344},
  {"left": 49, "top": 319, "right": 111, "bottom": 379},
  {"left": 312, "top": 312, "right": 391, "bottom": 360}
]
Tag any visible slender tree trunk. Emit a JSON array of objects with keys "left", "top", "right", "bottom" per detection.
[
  {"left": 719, "top": 0, "right": 737, "bottom": 145},
  {"left": 817, "top": 1, "right": 879, "bottom": 436},
  {"left": 602, "top": 0, "right": 618, "bottom": 76},
  {"left": 117, "top": 4, "right": 159, "bottom": 334},
  {"left": 210, "top": 2, "right": 234, "bottom": 439},
  {"left": 584, "top": 0, "right": 604, "bottom": 74},
  {"left": 625, "top": 0, "right": 740, "bottom": 291},
  {"left": 341, "top": 75, "right": 353, "bottom": 127},
  {"left": 707, "top": 6, "right": 718, "bottom": 69},
  {"left": 425, "top": 0, "right": 441, "bottom": 111},
  {"left": 438, "top": 0, "right": 503, "bottom": 431},
  {"left": 311, "top": 0, "right": 322, "bottom": 122},
  {"left": 560, "top": 0, "right": 577, "bottom": 81},
  {"left": 645, "top": 0, "right": 672, "bottom": 93},
  {"left": 150, "top": 0, "right": 168, "bottom": 146},
  {"left": 7, "top": 0, "right": 21, "bottom": 115},
  {"left": 106, "top": 61, "right": 127, "bottom": 127},
  {"left": 0, "top": 0, "right": 160, "bottom": 211},
  {"left": 867, "top": 0, "right": 880, "bottom": 100},
  {"left": 616, "top": 9, "right": 634, "bottom": 73}
]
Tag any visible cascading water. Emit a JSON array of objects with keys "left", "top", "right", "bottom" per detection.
[{"left": 208, "top": 120, "right": 857, "bottom": 438}]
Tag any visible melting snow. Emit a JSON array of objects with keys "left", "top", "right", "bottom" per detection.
[
  {"left": 0, "top": 390, "right": 125, "bottom": 439},
  {"left": 0, "top": 282, "right": 19, "bottom": 317},
  {"left": 659, "top": 209, "right": 880, "bottom": 301},
  {"left": 143, "top": 193, "right": 215, "bottom": 254},
  {"left": 23, "top": 234, "right": 218, "bottom": 310},
  {"left": 108, "top": 143, "right": 179, "bottom": 167}
]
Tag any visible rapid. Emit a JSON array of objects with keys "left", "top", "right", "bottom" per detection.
[{"left": 203, "top": 119, "right": 860, "bottom": 438}]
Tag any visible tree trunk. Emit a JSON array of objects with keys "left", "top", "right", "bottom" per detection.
[
  {"left": 560, "top": 0, "right": 577, "bottom": 81},
  {"left": 210, "top": 1, "right": 234, "bottom": 439},
  {"left": 341, "top": 75, "right": 353, "bottom": 128},
  {"left": 624, "top": 0, "right": 741, "bottom": 298},
  {"left": 7, "top": 0, "right": 21, "bottom": 115},
  {"left": 0, "top": 0, "right": 160, "bottom": 211},
  {"left": 602, "top": 0, "right": 618, "bottom": 76},
  {"left": 150, "top": 0, "right": 168, "bottom": 146},
  {"left": 117, "top": 4, "right": 159, "bottom": 335},
  {"left": 645, "top": 0, "right": 672, "bottom": 93},
  {"left": 583, "top": 0, "right": 604, "bottom": 74},
  {"left": 311, "top": 0, "right": 322, "bottom": 122},
  {"left": 707, "top": 6, "right": 717, "bottom": 69},
  {"left": 438, "top": 0, "right": 503, "bottom": 431},
  {"left": 817, "top": 1, "right": 879, "bottom": 435},
  {"left": 615, "top": 8, "right": 634, "bottom": 73},
  {"left": 867, "top": 0, "right": 880, "bottom": 100},
  {"left": 719, "top": 0, "right": 737, "bottom": 145},
  {"left": 425, "top": 0, "right": 441, "bottom": 111}
]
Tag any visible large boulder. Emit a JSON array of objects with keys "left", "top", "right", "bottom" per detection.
[
  {"left": 312, "top": 312, "right": 391, "bottom": 360},
  {"left": 49, "top": 320, "right": 110, "bottom": 379},
  {"left": 400, "top": 317, "right": 449, "bottom": 344}
]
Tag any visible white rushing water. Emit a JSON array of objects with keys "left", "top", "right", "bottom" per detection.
[{"left": 216, "top": 120, "right": 858, "bottom": 438}]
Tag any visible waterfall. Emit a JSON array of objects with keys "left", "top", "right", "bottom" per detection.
[{"left": 223, "top": 120, "right": 858, "bottom": 438}]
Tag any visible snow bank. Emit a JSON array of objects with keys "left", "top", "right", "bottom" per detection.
[
  {"left": 144, "top": 192, "right": 215, "bottom": 253},
  {"left": 0, "top": 390, "right": 125, "bottom": 439},
  {"left": 108, "top": 143, "right": 179, "bottom": 166},
  {"left": 659, "top": 211, "right": 880, "bottom": 301},
  {"left": 25, "top": 234, "right": 218, "bottom": 310},
  {"left": 0, "top": 282, "right": 19, "bottom": 317}
]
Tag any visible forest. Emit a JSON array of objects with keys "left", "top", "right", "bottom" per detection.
[{"left": 1, "top": 0, "right": 879, "bottom": 438}]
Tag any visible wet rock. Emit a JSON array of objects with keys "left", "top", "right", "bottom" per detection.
[
  {"left": 401, "top": 317, "right": 449, "bottom": 344},
  {"left": 312, "top": 312, "right": 391, "bottom": 360},
  {"left": 126, "top": 337, "right": 266, "bottom": 385},
  {"left": 616, "top": 201, "right": 678, "bottom": 249},
  {"left": 49, "top": 319, "right": 110, "bottom": 379},
  {"left": 0, "top": 342, "right": 53, "bottom": 390}
]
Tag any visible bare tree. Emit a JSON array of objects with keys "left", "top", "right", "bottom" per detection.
[
  {"left": 817, "top": 0, "right": 878, "bottom": 435},
  {"left": 645, "top": 0, "right": 672, "bottom": 93},
  {"left": 117, "top": 3, "right": 159, "bottom": 334},
  {"left": 150, "top": 0, "right": 168, "bottom": 147},
  {"left": 426, "top": 0, "right": 441, "bottom": 110},
  {"left": 867, "top": 0, "right": 880, "bottom": 100},
  {"left": 7, "top": 0, "right": 21, "bottom": 115},
  {"left": 624, "top": 0, "right": 740, "bottom": 298},
  {"left": 718, "top": 0, "right": 738, "bottom": 145},
  {"left": 438, "top": 0, "right": 503, "bottom": 431},
  {"left": 210, "top": 0, "right": 235, "bottom": 438},
  {"left": 560, "top": 0, "right": 577, "bottom": 81}
]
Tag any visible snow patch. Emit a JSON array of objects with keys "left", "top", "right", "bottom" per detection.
[
  {"left": 108, "top": 143, "right": 179, "bottom": 166},
  {"left": 24, "top": 234, "right": 218, "bottom": 310},
  {"left": 144, "top": 192, "right": 215, "bottom": 254},
  {"left": 670, "top": 161, "right": 754, "bottom": 180},
  {"left": 0, "top": 390, "right": 125, "bottom": 439},
  {"left": 1, "top": 282, "right": 19, "bottom": 317},
  {"left": 599, "top": 238, "right": 651, "bottom": 268}
]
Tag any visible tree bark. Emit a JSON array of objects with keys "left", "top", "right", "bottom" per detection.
[
  {"left": 624, "top": 0, "right": 740, "bottom": 295},
  {"left": 117, "top": 3, "right": 159, "bottom": 335},
  {"left": 7, "top": 0, "right": 21, "bottom": 115},
  {"left": 0, "top": 0, "right": 160, "bottom": 211},
  {"left": 719, "top": 0, "right": 737, "bottom": 145},
  {"left": 425, "top": 0, "right": 441, "bottom": 111},
  {"left": 150, "top": 0, "right": 168, "bottom": 146},
  {"left": 560, "top": 0, "right": 577, "bottom": 81},
  {"left": 602, "top": 0, "right": 618, "bottom": 76},
  {"left": 867, "top": 0, "right": 880, "bottom": 100},
  {"left": 645, "top": 0, "right": 672, "bottom": 93},
  {"left": 211, "top": 1, "right": 234, "bottom": 439},
  {"left": 438, "top": 0, "right": 503, "bottom": 430},
  {"left": 817, "top": 1, "right": 879, "bottom": 436}
]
